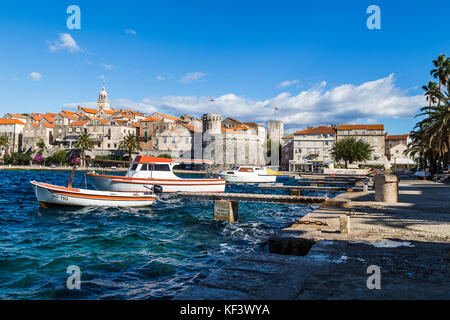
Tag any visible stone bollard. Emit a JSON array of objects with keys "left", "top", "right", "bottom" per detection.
[
  {"left": 214, "top": 200, "right": 238, "bottom": 222},
  {"left": 374, "top": 173, "right": 399, "bottom": 203},
  {"left": 340, "top": 215, "right": 350, "bottom": 234}
]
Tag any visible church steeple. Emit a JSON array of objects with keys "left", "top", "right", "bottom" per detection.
[{"left": 97, "top": 86, "right": 110, "bottom": 111}]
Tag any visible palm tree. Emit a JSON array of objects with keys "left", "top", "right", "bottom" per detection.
[
  {"left": 0, "top": 135, "right": 10, "bottom": 161},
  {"left": 331, "top": 137, "right": 373, "bottom": 168},
  {"left": 74, "top": 132, "right": 93, "bottom": 167},
  {"left": 409, "top": 54, "right": 450, "bottom": 175},
  {"left": 422, "top": 81, "right": 440, "bottom": 107},
  {"left": 430, "top": 53, "right": 449, "bottom": 96},
  {"left": 119, "top": 133, "right": 142, "bottom": 161}
]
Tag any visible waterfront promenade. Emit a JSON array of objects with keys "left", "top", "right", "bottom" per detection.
[{"left": 175, "top": 180, "right": 450, "bottom": 299}]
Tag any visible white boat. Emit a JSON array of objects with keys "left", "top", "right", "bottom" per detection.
[
  {"left": 86, "top": 156, "right": 226, "bottom": 193},
  {"left": 31, "top": 180, "right": 156, "bottom": 208},
  {"left": 218, "top": 166, "right": 281, "bottom": 183}
]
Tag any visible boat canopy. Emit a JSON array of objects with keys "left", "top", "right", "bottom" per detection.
[{"left": 133, "top": 156, "right": 214, "bottom": 165}]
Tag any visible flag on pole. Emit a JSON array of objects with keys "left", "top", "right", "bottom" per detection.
[
  {"left": 209, "top": 97, "right": 215, "bottom": 102},
  {"left": 274, "top": 106, "right": 279, "bottom": 110}
]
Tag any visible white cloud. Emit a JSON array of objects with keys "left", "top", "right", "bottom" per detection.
[
  {"left": 102, "top": 64, "right": 114, "bottom": 70},
  {"left": 124, "top": 29, "right": 137, "bottom": 35},
  {"left": 156, "top": 75, "right": 165, "bottom": 81},
  {"left": 28, "top": 72, "right": 42, "bottom": 81},
  {"left": 49, "top": 33, "right": 80, "bottom": 53},
  {"left": 114, "top": 74, "right": 424, "bottom": 129},
  {"left": 179, "top": 72, "right": 207, "bottom": 83},
  {"left": 277, "top": 79, "right": 300, "bottom": 88}
]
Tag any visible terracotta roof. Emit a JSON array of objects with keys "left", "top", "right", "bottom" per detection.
[
  {"left": 30, "top": 114, "right": 42, "bottom": 121},
  {"left": 42, "top": 115, "right": 54, "bottom": 123},
  {"left": 121, "top": 114, "right": 133, "bottom": 119},
  {"left": 386, "top": 134, "right": 408, "bottom": 140},
  {"left": 282, "top": 133, "right": 295, "bottom": 139},
  {"left": 81, "top": 107, "right": 99, "bottom": 114},
  {"left": 58, "top": 111, "right": 79, "bottom": 120},
  {"left": 294, "top": 126, "right": 336, "bottom": 135},
  {"left": 130, "top": 111, "right": 145, "bottom": 117},
  {"left": 226, "top": 118, "right": 245, "bottom": 125},
  {"left": 337, "top": 124, "right": 384, "bottom": 131},
  {"left": 227, "top": 125, "right": 248, "bottom": 130},
  {"left": 141, "top": 117, "right": 162, "bottom": 122},
  {"left": 243, "top": 122, "right": 264, "bottom": 128},
  {"left": 0, "top": 119, "right": 26, "bottom": 125},
  {"left": 6, "top": 113, "right": 27, "bottom": 119},
  {"left": 155, "top": 112, "right": 180, "bottom": 121},
  {"left": 179, "top": 123, "right": 201, "bottom": 132},
  {"left": 46, "top": 113, "right": 57, "bottom": 117},
  {"left": 42, "top": 123, "right": 54, "bottom": 128},
  {"left": 103, "top": 109, "right": 119, "bottom": 115},
  {"left": 62, "top": 110, "right": 76, "bottom": 115},
  {"left": 68, "top": 121, "right": 89, "bottom": 126},
  {"left": 131, "top": 123, "right": 139, "bottom": 128}
]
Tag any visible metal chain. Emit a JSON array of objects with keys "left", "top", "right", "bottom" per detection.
[{"left": 294, "top": 220, "right": 328, "bottom": 226}]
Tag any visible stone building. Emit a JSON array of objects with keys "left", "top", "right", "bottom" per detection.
[
  {"left": 202, "top": 113, "right": 266, "bottom": 168},
  {"left": 337, "top": 124, "right": 386, "bottom": 163},
  {"left": 155, "top": 123, "right": 200, "bottom": 158},
  {"left": 23, "top": 122, "right": 54, "bottom": 151},
  {"left": 281, "top": 133, "right": 294, "bottom": 170},
  {"left": 0, "top": 119, "right": 26, "bottom": 154},
  {"left": 385, "top": 134, "right": 414, "bottom": 167},
  {"left": 289, "top": 126, "right": 337, "bottom": 172}
]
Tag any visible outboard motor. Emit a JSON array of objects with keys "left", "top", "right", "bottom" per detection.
[{"left": 153, "top": 185, "right": 163, "bottom": 194}]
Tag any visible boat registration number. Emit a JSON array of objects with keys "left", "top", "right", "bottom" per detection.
[{"left": 52, "top": 194, "right": 69, "bottom": 201}]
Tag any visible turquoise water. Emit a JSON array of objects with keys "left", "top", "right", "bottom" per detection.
[{"left": 0, "top": 170, "right": 337, "bottom": 299}]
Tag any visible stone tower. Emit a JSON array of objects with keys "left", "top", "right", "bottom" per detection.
[
  {"left": 202, "top": 113, "right": 222, "bottom": 135},
  {"left": 97, "top": 86, "right": 110, "bottom": 111},
  {"left": 267, "top": 120, "right": 284, "bottom": 167}
]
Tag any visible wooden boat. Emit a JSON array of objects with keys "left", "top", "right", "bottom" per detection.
[
  {"left": 86, "top": 156, "right": 226, "bottom": 193},
  {"left": 30, "top": 181, "right": 157, "bottom": 208}
]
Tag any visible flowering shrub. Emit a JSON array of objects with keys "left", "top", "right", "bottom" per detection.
[
  {"left": 33, "top": 153, "right": 44, "bottom": 163},
  {"left": 70, "top": 157, "right": 81, "bottom": 166}
]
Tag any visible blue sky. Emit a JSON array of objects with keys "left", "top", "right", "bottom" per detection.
[{"left": 0, "top": 0, "right": 448, "bottom": 134}]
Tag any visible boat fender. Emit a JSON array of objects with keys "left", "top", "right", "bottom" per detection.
[{"left": 153, "top": 185, "right": 163, "bottom": 194}]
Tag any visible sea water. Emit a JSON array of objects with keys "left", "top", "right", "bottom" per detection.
[{"left": 0, "top": 170, "right": 339, "bottom": 299}]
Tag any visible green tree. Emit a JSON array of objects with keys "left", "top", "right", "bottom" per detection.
[
  {"left": 119, "top": 133, "right": 142, "bottom": 161},
  {"left": 0, "top": 136, "right": 10, "bottom": 160},
  {"left": 74, "top": 132, "right": 93, "bottom": 167},
  {"left": 158, "top": 153, "right": 172, "bottom": 159},
  {"left": 47, "top": 150, "right": 69, "bottom": 165},
  {"left": 409, "top": 53, "right": 450, "bottom": 174},
  {"left": 331, "top": 137, "right": 373, "bottom": 168},
  {"left": 4, "top": 152, "right": 32, "bottom": 165},
  {"left": 36, "top": 138, "right": 46, "bottom": 155}
]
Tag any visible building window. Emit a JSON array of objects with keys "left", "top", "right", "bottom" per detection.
[
  {"left": 373, "top": 137, "right": 378, "bottom": 143},
  {"left": 171, "top": 138, "right": 175, "bottom": 144},
  {"left": 163, "top": 138, "right": 167, "bottom": 144}
]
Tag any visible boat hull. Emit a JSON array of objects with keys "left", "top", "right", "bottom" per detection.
[
  {"left": 31, "top": 181, "right": 156, "bottom": 207},
  {"left": 86, "top": 173, "right": 226, "bottom": 193},
  {"left": 218, "top": 174, "right": 277, "bottom": 183}
]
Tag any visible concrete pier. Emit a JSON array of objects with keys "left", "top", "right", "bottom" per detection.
[
  {"left": 175, "top": 180, "right": 450, "bottom": 299},
  {"left": 213, "top": 200, "right": 239, "bottom": 222}
]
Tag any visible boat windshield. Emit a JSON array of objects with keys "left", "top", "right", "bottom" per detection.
[
  {"left": 231, "top": 166, "right": 239, "bottom": 170},
  {"left": 130, "top": 163, "right": 139, "bottom": 171}
]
